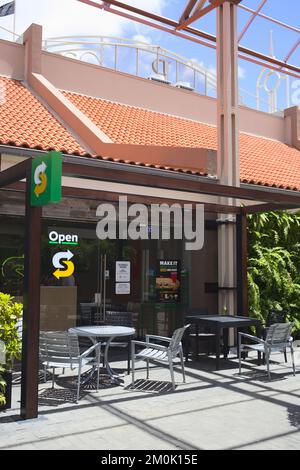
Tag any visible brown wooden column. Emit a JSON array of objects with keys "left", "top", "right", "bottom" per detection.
[
  {"left": 21, "top": 165, "right": 42, "bottom": 420},
  {"left": 236, "top": 210, "right": 248, "bottom": 316}
]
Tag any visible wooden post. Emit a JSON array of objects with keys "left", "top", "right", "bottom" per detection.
[
  {"left": 236, "top": 210, "right": 248, "bottom": 316},
  {"left": 21, "top": 166, "right": 42, "bottom": 420}
]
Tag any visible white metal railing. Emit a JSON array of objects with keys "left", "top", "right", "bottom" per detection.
[
  {"left": 0, "top": 25, "right": 22, "bottom": 42},
  {"left": 42, "top": 35, "right": 287, "bottom": 115},
  {"left": 0, "top": 27, "right": 290, "bottom": 115},
  {"left": 43, "top": 35, "right": 216, "bottom": 97}
]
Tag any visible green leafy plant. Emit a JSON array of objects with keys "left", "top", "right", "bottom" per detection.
[
  {"left": 248, "top": 211, "right": 300, "bottom": 335},
  {"left": 0, "top": 292, "right": 23, "bottom": 369},
  {"left": 0, "top": 365, "right": 6, "bottom": 406}
]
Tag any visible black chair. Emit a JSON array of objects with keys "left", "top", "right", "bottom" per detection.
[
  {"left": 184, "top": 309, "right": 216, "bottom": 362},
  {"left": 79, "top": 303, "right": 93, "bottom": 325},
  {"left": 104, "top": 311, "right": 134, "bottom": 374},
  {"left": 266, "top": 309, "right": 287, "bottom": 327},
  {"left": 78, "top": 303, "right": 98, "bottom": 353}
]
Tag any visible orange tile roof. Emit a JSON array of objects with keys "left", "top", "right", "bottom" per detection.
[
  {"left": 240, "top": 134, "right": 300, "bottom": 191},
  {"left": 63, "top": 91, "right": 300, "bottom": 191},
  {"left": 0, "top": 76, "right": 85, "bottom": 155},
  {"left": 1, "top": 75, "right": 300, "bottom": 192},
  {"left": 63, "top": 90, "right": 217, "bottom": 149}
]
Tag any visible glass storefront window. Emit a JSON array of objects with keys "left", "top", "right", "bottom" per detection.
[
  {"left": 0, "top": 192, "right": 219, "bottom": 338},
  {"left": 0, "top": 218, "right": 24, "bottom": 299}
]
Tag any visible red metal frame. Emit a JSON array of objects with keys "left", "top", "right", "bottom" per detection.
[
  {"left": 238, "top": 2, "right": 300, "bottom": 65},
  {"left": 76, "top": 0, "right": 300, "bottom": 77},
  {"left": 284, "top": 37, "right": 300, "bottom": 64},
  {"left": 239, "top": 3, "right": 300, "bottom": 34},
  {"left": 238, "top": 0, "right": 267, "bottom": 42},
  {"left": 177, "top": 0, "right": 228, "bottom": 31},
  {"left": 179, "top": 0, "right": 200, "bottom": 25}
]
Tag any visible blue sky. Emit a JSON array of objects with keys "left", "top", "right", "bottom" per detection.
[{"left": 0, "top": 0, "right": 299, "bottom": 113}]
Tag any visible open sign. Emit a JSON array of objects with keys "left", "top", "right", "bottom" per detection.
[{"left": 48, "top": 231, "right": 79, "bottom": 245}]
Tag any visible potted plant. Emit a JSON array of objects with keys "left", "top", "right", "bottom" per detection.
[{"left": 0, "top": 293, "right": 22, "bottom": 411}]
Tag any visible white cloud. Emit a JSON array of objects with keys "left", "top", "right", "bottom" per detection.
[
  {"left": 124, "top": 0, "right": 166, "bottom": 16},
  {"left": 189, "top": 58, "right": 247, "bottom": 80},
  {"left": 238, "top": 65, "right": 246, "bottom": 79},
  {"left": 0, "top": 0, "right": 166, "bottom": 40},
  {"left": 132, "top": 34, "right": 152, "bottom": 44}
]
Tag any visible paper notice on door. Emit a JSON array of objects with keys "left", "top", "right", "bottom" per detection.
[
  {"left": 115, "top": 282, "right": 130, "bottom": 295},
  {"left": 116, "top": 261, "right": 130, "bottom": 282}
]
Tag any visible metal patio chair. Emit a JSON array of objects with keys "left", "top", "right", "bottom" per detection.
[
  {"left": 104, "top": 311, "right": 134, "bottom": 374},
  {"left": 131, "top": 324, "right": 190, "bottom": 391},
  {"left": 257, "top": 309, "right": 288, "bottom": 364},
  {"left": 39, "top": 331, "right": 101, "bottom": 402},
  {"left": 238, "top": 323, "right": 296, "bottom": 380}
]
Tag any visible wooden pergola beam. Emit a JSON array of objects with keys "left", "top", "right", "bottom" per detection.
[
  {"left": 62, "top": 160, "right": 300, "bottom": 207},
  {"left": 2, "top": 181, "right": 241, "bottom": 214},
  {"left": 243, "top": 203, "right": 297, "bottom": 214},
  {"left": 0, "top": 159, "right": 30, "bottom": 188}
]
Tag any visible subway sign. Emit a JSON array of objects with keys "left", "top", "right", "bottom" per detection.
[
  {"left": 30, "top": 151, "right": 62, "bottom": 207},
  {"left": 48, "top": 231, "right": 78, "bottom": 280}
]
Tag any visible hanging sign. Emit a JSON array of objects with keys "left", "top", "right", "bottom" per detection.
[
  {"left": 115, "top": 261, "right": 130, "bottom": 294},
  {"left": 156, "top": 260, "right": 181, "bottom": 303},
  {"left": 30, "top": 151, "right": 62, "bottom": 207},
  {"left": 116, "top": 261, "right": 130, "bottom": 282},
  {"left": 116, "top": 282, "right": 130, "bottom": 295}
]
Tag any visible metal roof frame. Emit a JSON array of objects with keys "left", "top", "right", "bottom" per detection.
[{"left": 76, "top": 0, "right": 299, "bottom": 77}]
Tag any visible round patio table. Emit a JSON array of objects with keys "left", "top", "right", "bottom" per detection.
[{"left": 69, "top": 325, "right": 135, "bottom": 385}]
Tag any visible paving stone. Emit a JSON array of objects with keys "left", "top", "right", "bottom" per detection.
[{"left": 1, "top": 351, "right": 299, "bottom": 450}]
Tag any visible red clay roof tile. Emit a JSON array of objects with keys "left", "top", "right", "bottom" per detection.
[
  {"left": 63, "top": 90, "right": 300, "bottom": 191},
  {"left": 1, "top": 76, "right": 300, "bottom": 192},
  {"left": 0, "top": 76, "right": 85, "bottom": 155}
]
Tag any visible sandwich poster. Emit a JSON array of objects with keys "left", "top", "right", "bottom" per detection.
[{"left": 156, "top": 260, "right": 181, "bottom": 303}]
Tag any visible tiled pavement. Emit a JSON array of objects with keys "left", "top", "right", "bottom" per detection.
[{"left": 0, "top": 348, "right": 300, "bottom": 450}]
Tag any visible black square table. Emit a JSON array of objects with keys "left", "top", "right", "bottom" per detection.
[{"left": 185, "top": 315, "right": 262, "bottom": 370}]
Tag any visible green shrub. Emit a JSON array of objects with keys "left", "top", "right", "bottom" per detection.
[
  {"left": 0, "top": 365, "right": 6, "bottom": 405},
  {"left": 0, "top": 292, "right": 23, "bottom": 369}
]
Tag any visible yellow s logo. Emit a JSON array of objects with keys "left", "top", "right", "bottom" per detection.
[{"left": 34, "top": 161, "right": 47, "bottom": 197}]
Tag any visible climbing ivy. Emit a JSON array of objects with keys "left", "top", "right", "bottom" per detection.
[{"left": 247, "top": 211, "right": 300, "bottom": 335}]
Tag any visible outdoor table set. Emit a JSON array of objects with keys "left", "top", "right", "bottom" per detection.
[
  {"left": 185, "top": 314, "right": 262, "bottom": 370},
  {"left": 69, "top": 325, "right": 136, "bottom": 386},
  {"left": 40, "top": 313, "right": 294, "bottom": 404}
]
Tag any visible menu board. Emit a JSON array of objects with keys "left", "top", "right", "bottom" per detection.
[{"left": 156, "top": 260, "right": 181, "bottom": 303}]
